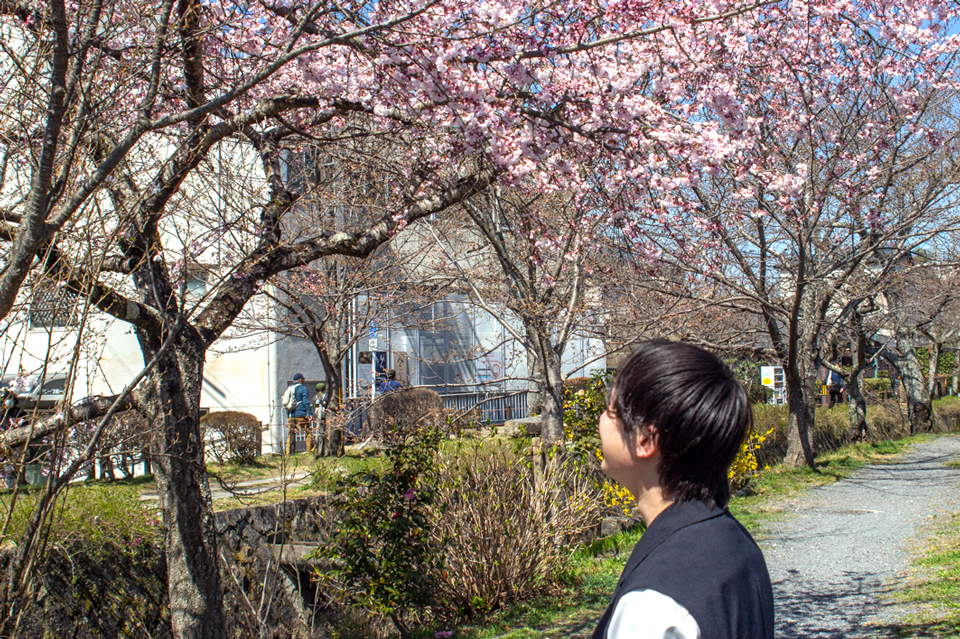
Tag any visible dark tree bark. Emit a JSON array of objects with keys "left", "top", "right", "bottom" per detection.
[
  {"left": 927, "top": 342, "right": 941, "bottom": 400},
  {"left": 784, "top": 370, "right": 817, "bottom": 467},
  {"left": 136, "top": 327, "right": 226, "bottom": 639},
  {"left": 847, "top": 310, "right": 869, "bottom": 440},
  {"left": 317, "top": 347, "right": 344, "bottom": 457}
]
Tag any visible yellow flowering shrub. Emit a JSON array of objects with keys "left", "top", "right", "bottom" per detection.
[
  {"left": 728, "top": 426, "right": 773, "bottom": 491},
  {"left": 564, "top": 371, "right": 634, "bottom": 516},
  {"left": 595, "top": 449, "right": 635, "bottom": 515}
]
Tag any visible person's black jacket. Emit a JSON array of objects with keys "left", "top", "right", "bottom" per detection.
[{"left": 592, "top": 499, "right": 774, "bottom": 639}]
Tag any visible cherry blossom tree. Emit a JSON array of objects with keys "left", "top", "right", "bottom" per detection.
[
  {"left": 420, "top": 189, "right": 611, "bottom": 444},
  {"left": 617, "top": 12, "right": 960, "bottom": 466},
  {"left": 1, "top": 0, "right": 958, "bottom": 635}
]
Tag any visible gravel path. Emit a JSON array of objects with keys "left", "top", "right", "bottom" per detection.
[{"left": 761, "top": 434, "right": 960, "bottom": 638}]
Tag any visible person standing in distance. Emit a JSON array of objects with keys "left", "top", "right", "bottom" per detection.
[
  {"left": 592, "top": 340, "right": 774, "bottom": 639},
  {"left": 285, "top": 373, "right": 313, "bottom": 454},
  {"left": 378, "top": 369, "right": 402, "bottom": 395}
]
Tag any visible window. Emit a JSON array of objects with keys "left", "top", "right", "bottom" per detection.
[
  {"left": 187, "top": 275, "right": 207, "bottom": 296},
  {"left": 29, "top": 285, "right": 78, "bottom": 329}
]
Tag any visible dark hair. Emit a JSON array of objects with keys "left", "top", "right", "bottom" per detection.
[
  {"left": 611, "top": 340, "right": 751, "bottom": 509},
  {"left": 293, "top": 373, "right": 304, "bottom": 381},
  {"left": 385, "top": 369, "right": 396, "bottom": 380}
]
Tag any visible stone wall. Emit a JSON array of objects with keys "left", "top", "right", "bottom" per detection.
[{"left": 2, "top": 496, "right": 335, "bottom": 639}]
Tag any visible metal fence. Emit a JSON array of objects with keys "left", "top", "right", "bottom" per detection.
[
  {"left": 334, "top": 388, "right": 530, "bottom": 444},
  {"left": 439, "top": 390, "right": 529, "bottom": 425}
]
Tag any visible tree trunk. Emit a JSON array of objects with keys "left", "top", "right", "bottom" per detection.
[
  {"left": 99, "top": 445, "right": 115, "bottom": 481},
  {"left": 538, "top": 349, "right": 566, "bottom": 445},
  {"left": 952, "top": 344, "right": 959, "bottom": 396},
  {"left": 315, "top": 346, "right": 344, "bottom": 457},
  {"left": 900, "top": 349, "right": 932, "bottom": 433},
  {"left": 848, "top": 313, "right": 868, "bottom": 440},
  {"left": 927, "top": 342, "right": 941, "bottom": 400},
  {"left": 138, "top": 329, "right": 227, "bottom": 639},
  {"left": 324, "top": 366, "right": 344, "bottom": 457},
  {"left": 884, "top": 335, "right": 933, "bottom": 434},
  {"left": 527, "top": 352, "right": 543, "bottom": 417},
  {"left": 783, "top": 374, "right": 816, "bottom": 467}
]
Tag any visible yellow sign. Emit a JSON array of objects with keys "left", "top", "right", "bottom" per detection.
[{"left": 762, "top": 378, "right": 773, "bottom": 386}]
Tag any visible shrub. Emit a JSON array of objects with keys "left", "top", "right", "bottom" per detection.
[
  {"left": 443, "top": 405, "right": 483, "bottom": 432},
  {"left": 933, "top": 396, "right": 960, "bottom": 432},
  {"left": 563, "top": 370, "right": 609, "bottom": 456},
  {"left": 429, "top": 439, "right": 600, "bottom": 618},
  {"left": 867, "top": 402, "right": 910, "bottom": 441},
  {"left": 562, "top": 376, "right": 592, "bottom": 397},
  {"left": 318, "top": 424, "right": 444, "bottom": 639},
  {"left": 750, "top": 404, "right": 789, "bottom": 467},
  {"left": 752, "top": 403, "right": 860, "bottom": 464},
  {"left": 368, "top": 387, "right": 445, "bottom": 440},
  {"left": 200, "top": 411, "right": 261, "bottom": 464},
  {"left": 863, "top": 377, "right": 892, "bottom": 393},
  {"left": 748, "top": 384, "right": 773, "bottom": 405},
  {"left": 728, "top": 426, "right": 774, "bottom": 491},
  {"left": 562, "top": 370, "right": 634, "bottom": 515},
  {"left": 812, "top": 405, "right": 855, "bottom": 452}
]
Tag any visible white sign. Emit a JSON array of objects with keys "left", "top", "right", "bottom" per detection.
[
  {"left": 760, "top": 366, "right": 776, "bottom": 388},
  {"left": 368, "top": 338, "right": 378, "bottom": 349}
]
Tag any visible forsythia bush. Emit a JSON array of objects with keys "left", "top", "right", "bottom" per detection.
[
  {"left": 728, "top": 426, "right": 773, "bottom": 491},
  {"left": 563, "top": 370, "right": 634, "bottom": 516}
]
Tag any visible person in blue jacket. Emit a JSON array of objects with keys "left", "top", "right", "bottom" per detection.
[
  {"left": 378, "top": 369, "right": 403, "bottom": 395},
  {"left": 829, "top": 368, "right": 845, "bottom": 408},
  {"left": 286, "top": 372, "right": 313, "bottom": 454},
  {"left": 592, "top": 340, "right": 774, "bottom": 639}
]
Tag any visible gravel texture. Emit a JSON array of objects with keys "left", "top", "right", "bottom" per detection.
[{"left": 760, "top": 435, "right": 960, "bottom": 638}]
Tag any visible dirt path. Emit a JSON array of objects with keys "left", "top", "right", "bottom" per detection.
[{"left": 761, "top": 435, "right": 960, "bottom": 638}]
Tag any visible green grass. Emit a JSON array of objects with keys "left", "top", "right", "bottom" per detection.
[
  {"left": 206, "top": 449, "right": 390, "bottom": 510},
  {"left": 0, "top": 483, "right": 161, "bottom": 556},
  {"left": 206, "top": 451, "right": 320, "bottom": 482},
  {"left": 879, "top": 511, "right": 960, "bottom": 638}
]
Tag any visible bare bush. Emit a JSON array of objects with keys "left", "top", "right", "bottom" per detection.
[
  {"left": 368, "top": 388, "right": 445, "bottom": 439},
  {"left": 429, "top": 441, "right": 600, "bottom": 618},
  {"left": 200, "top": 412, "right": 261, "bottom": 465}
]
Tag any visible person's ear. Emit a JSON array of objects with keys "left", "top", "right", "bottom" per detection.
[{"left": 632, "top": 426, "right": 659, "bottom": 459}]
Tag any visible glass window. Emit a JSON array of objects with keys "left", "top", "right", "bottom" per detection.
[{"left": 29, "top": 285, "right": 78, "bottom": 329}]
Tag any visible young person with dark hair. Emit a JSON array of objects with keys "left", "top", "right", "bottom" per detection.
[{"left": 592, "top": 340, "right": 774, "bottom": 639}]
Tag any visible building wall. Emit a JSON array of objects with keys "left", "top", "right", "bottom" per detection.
[{"left": 1, "top": 295, "right": 605, "bottom": 459}]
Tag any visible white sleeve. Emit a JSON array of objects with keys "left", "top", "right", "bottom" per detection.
[{"left": 606, "top": 589, "right": 701, "bottom": 639}]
